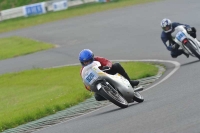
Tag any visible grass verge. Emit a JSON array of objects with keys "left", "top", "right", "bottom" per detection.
[
  {"left": 0, "top": 36, "right": 55, "bottom": 60},
  {"left": 0, "top": 0, "right": 158, "bottom": 34},
  {"left": 0, "top": 61, "right": 158, "bottom": 131}
]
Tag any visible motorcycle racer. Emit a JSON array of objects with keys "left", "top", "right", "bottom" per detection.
[
  {"left": 79, "top": 49, "right": 139, "bottom": 101},
  {"left": 160, "top": 18, "right": 198, "bottom": 58}
]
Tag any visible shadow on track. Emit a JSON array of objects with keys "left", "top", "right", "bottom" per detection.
[
  {"left": 181, "top": 60, "right": 200, "bottom": 67},
  {"left": 90, "top": 102, "right": 140, "bottom": 117}
]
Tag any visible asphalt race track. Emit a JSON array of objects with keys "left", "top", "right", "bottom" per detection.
[{"left": 1, "top": 0, "right": 200, "bottom": 132}]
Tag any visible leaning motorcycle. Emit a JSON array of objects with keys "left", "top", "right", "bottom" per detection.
[
  {"left": 81, "top": 61, "right": 144, "bottom": 108},
  {"left": 171, "top": 25, "right": 200, "bottom": 59}
]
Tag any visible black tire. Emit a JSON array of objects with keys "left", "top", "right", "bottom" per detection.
[
  {"left": 133, "top": 92, "right": 144, "bottom": 103},
  {"left": 185, "top": 42, "right": 200, "bottom": 59},
  {"left": 99, "top": 83, "right": 128, "bottom": 108}
]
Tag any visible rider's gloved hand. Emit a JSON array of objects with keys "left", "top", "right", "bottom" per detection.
[
  {"left": 186, "top": 27, "right": 196, "bottom": 34},
  {"left": 167, "top": 46, "right": 173, "bottom": 51},
  {"left": 186, "top": 27, "right": 197, "bottom": 38},
  {"left": 186, "top": 27, "right": 192, "bottom": 32},
  {"left": 102, "top": 66, "right": 110, "bottom": 70},
  {"left": 171, "top": 44, "right": 176, "bottom": 49},
  {"left": 167, "top": 45, "right": 176, "bottom": 51}
]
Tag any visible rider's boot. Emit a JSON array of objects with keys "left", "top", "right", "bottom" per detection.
[
  {"left": 121, "top": 72, "right": 139, "bottom": 88},
  {"left": 182, "top": 51, "right": 189, "bottom": 58},
  {"left": 129, "top": 80, "right": 139, "bottom": 88}
]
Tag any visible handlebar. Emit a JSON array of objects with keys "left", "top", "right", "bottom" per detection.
[{"left": 102, "top": 68, "right": 110, "bottom": 72}]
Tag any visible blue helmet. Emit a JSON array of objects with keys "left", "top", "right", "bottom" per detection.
[
  {"left": 79, "top": 49, "right": 94, "bottom": 66},
  {"left": 161, "top": 18, "right": 172, "bottom": 33}
]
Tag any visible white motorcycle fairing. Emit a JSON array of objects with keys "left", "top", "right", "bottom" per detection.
[
  {"left": 171, "top": 25, "right": 200, "bottom": 59},
  {"left": 81, "top": 61, "right": 141, "bottom": 103}
]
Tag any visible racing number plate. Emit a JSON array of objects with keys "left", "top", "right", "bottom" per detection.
[
  {"left": 84, "top": 70, "right": 98, "bottom": 85},
  {"left": 176, "top": 31, "right": 186, "bottom": 42}
]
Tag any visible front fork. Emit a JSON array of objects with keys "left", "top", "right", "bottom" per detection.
[{"left": 96, "top": 80, "right": 118, "bottom": 95}]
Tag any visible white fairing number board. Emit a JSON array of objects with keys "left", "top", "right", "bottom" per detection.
[
  {"left": 176, "top": 31, "right": 186, "bottom": 42},
  {"left": 84, "top": 69, "right": 98, "bottom": 85}
]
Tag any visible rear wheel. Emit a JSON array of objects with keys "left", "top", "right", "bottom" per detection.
[
  {"left": 133, "top": 92, "right": 144, "bottom": 103},
  {"left": 99, "top": 82, "right": 128, "bottom": 108},
  {"left": 184, "top": 41, "right": 200, "bottom": 59}
]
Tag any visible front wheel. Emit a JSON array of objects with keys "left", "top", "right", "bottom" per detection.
[
  {"left": 98, "top": 83, "right": 128, "bottom": 108},
  {"left": 184, "top": 42, "right": 200, "bottom": 59}
]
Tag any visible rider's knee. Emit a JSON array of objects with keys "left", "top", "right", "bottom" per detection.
[
  {"left": 112, "top": 62, "right": 121, "bottom": 68},
  {"left": 171, "top": 54, "right": 177, "bottom": 58}
]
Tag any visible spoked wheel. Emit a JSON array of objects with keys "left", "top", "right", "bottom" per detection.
[
  {"left": 184, "top": 41, "right": 200, "bottom": 59},
  {"left": 133, "top": 91, "right": 144, "bottom": 103},
  {"left": 99, "top": 83, "right": 128, "bottom": 108}
]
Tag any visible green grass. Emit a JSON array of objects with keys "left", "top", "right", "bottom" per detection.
[
  {"left": 0, "top": 61, "right": 158, "bottom": 131},
  {"left": 0, "top": 36, "right": 55, "bottom": 60},
  {"left": 120, "top": 62, "right": 159, "bottom": 79},
  {"left": 0, "top": 0, "right": 158, "bottom": 34}
]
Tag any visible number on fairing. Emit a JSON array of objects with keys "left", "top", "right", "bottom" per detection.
[
  {"left": 176, "top": 31, "right": 186, "bottom": 42},
  {"left": 84, "top": 71, "right": 98, "bottom": 85}
]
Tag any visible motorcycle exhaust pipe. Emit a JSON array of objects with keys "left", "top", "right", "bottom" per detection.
[{"left": 134, "top": 86, "right": 143, "bottom": 92}]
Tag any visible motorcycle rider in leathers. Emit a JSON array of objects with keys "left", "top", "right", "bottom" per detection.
[
  {"left": 161, "top": 18, "right": 198, "bottom": 58},
  {"left": 79, "top": 49, "right": 139, "bottom": 101}
]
